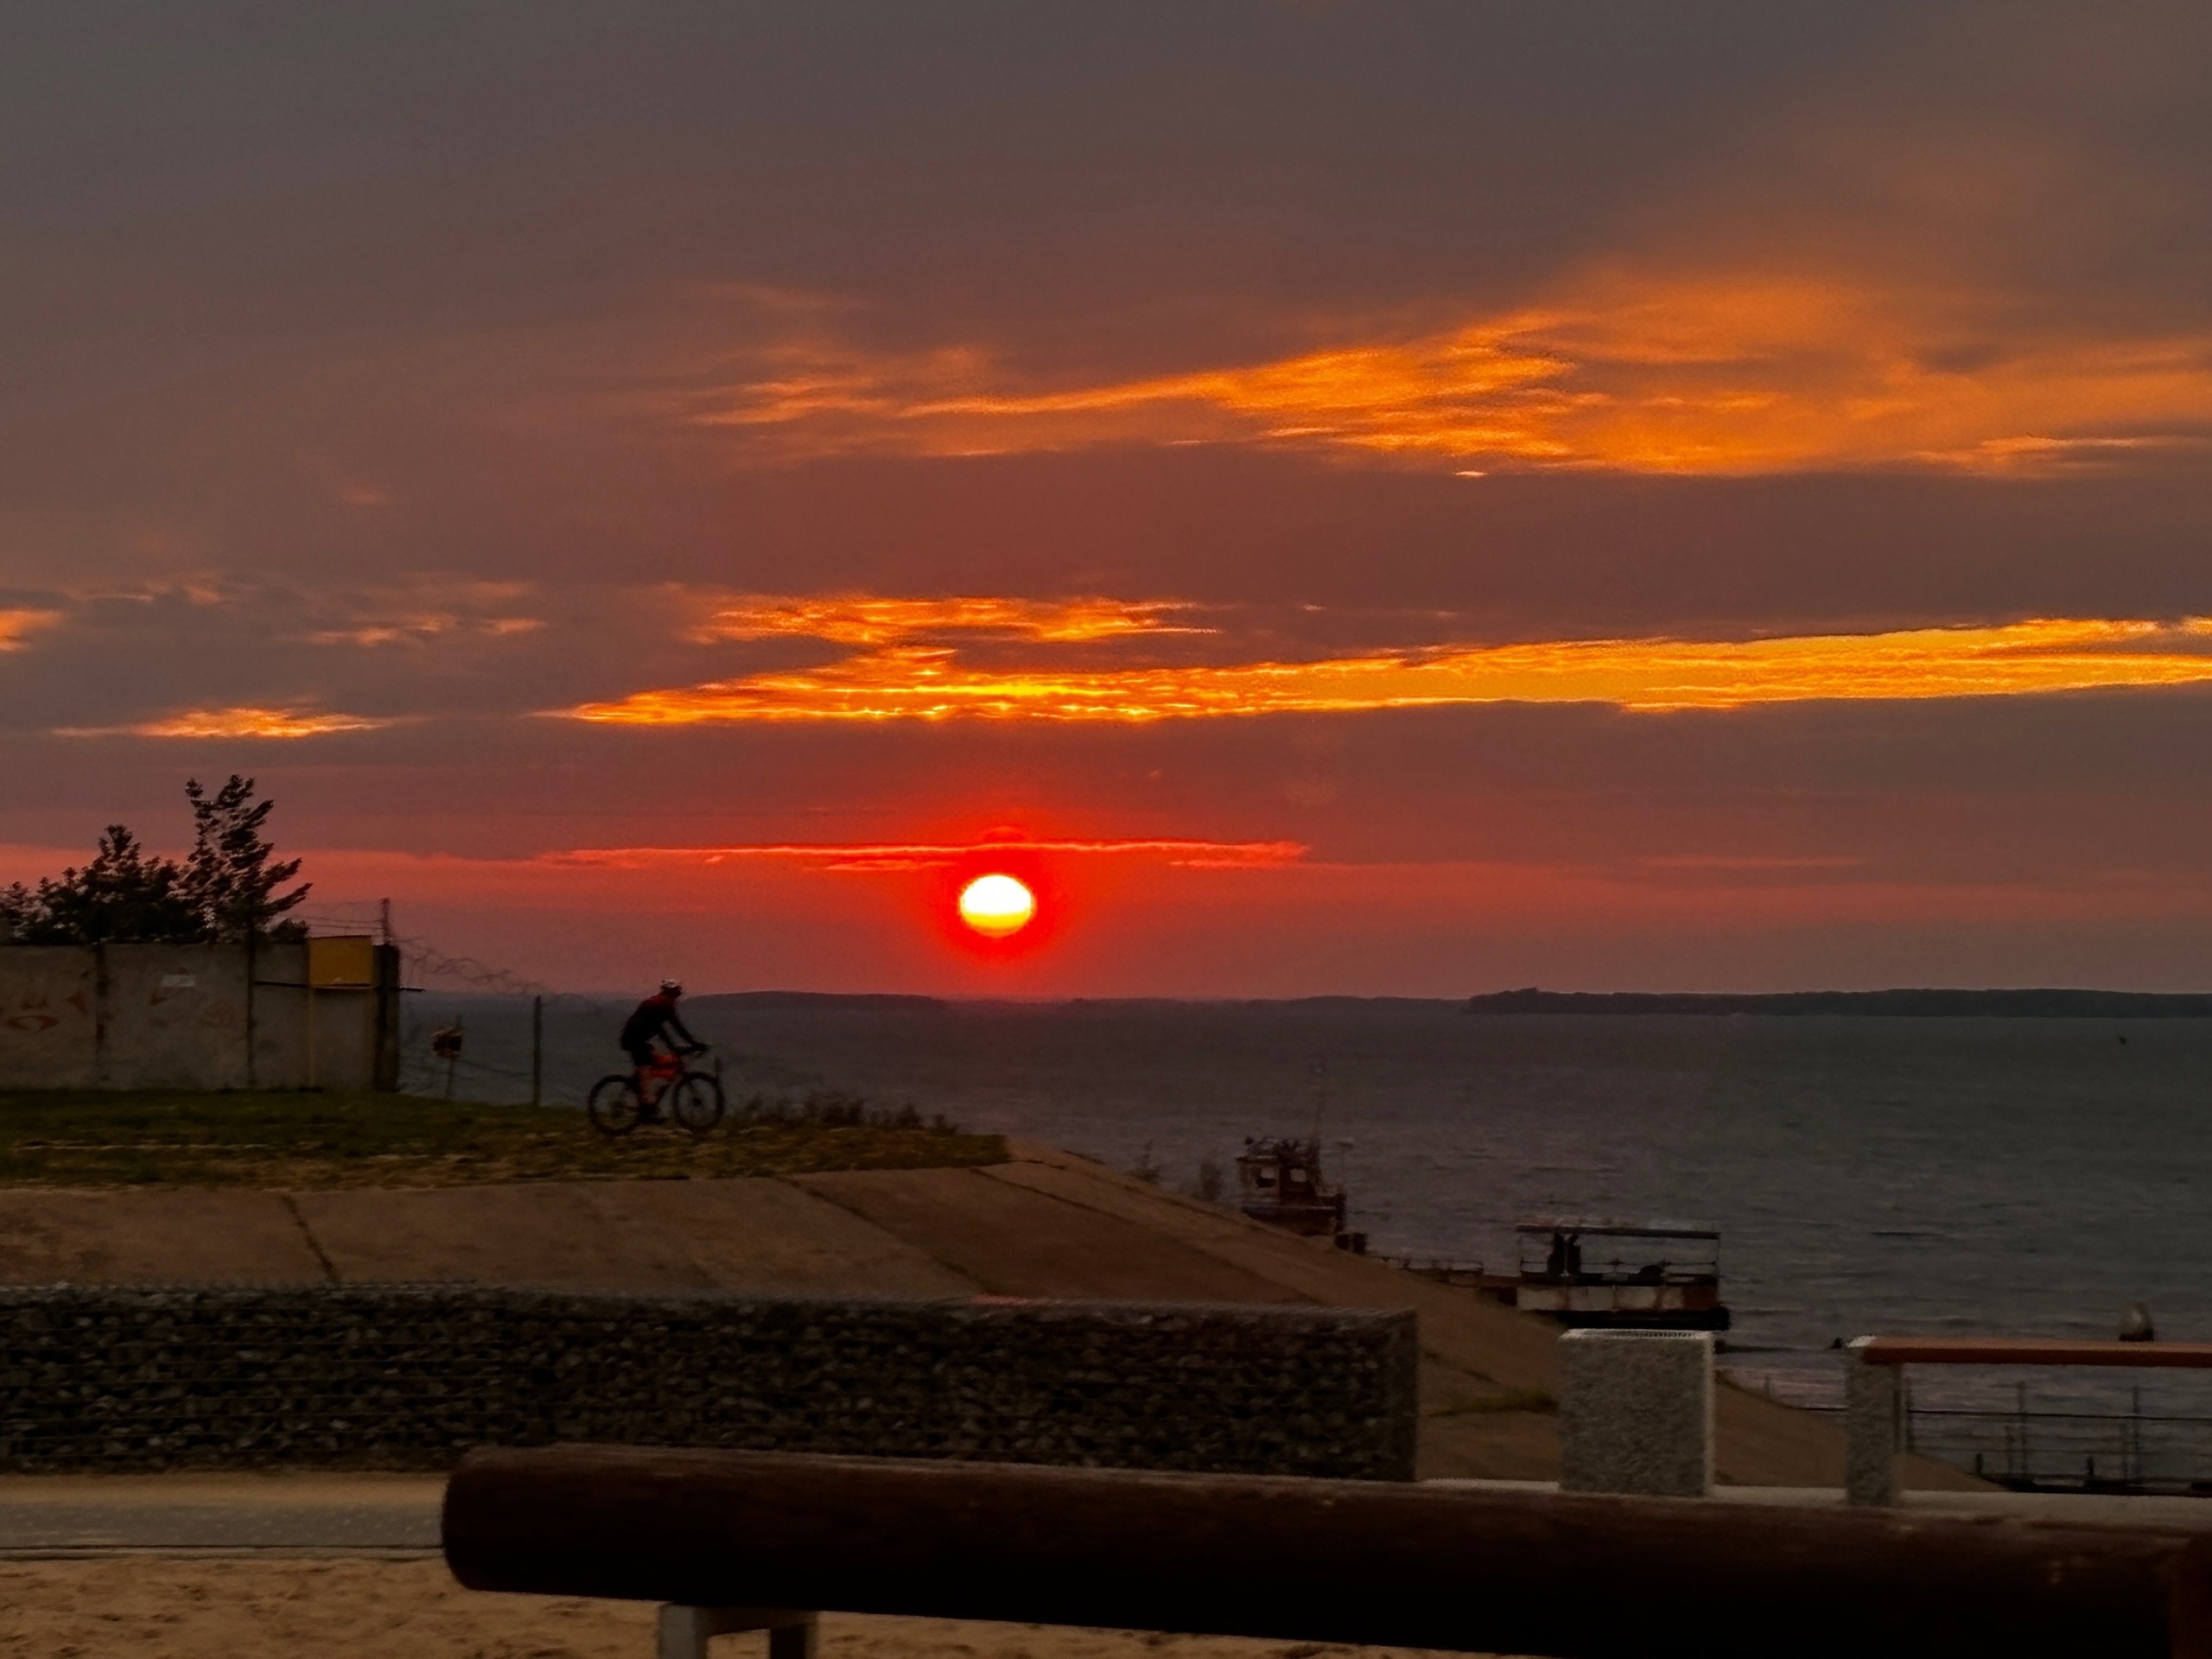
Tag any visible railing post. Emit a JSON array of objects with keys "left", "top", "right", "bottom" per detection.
[
  {"left": 1845, "top": 1337, "right": 1901, "bottom": 1506},
  {"left": 657, "top": 1606, "right": 817, "bottom": 1659}
]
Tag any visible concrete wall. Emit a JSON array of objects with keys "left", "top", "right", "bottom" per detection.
[
  {"left": 0, "top": 1287, "right": 1420, "bottom": 1478},
  {"left": 105, "top": 941, "right": 259, "bottom": 1090},
  {"left": 0, "top": 939, "right": 397, "bottom": 1091},
  {"left": 0, "top": 950, "right": 97, "bottom": 1088}
]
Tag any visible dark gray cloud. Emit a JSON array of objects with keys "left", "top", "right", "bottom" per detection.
[{"left": 4, "top": 2, "right": 2212, "bottom": 989}]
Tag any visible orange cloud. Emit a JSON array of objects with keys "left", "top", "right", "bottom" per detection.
[
  {"left": 685, "top": 593, "right": 1207, "bottom": 647},
  {"left": 689, "top": 274, "right": 2212, "bottom": 475},
  {"left": 0, "top": 609, "right": 61, "bottom": 650},
  {"left": 56, "top": 706, "right": 391, "bottom": 739},
  {"left": 301, "top": 579, "right": 543, "bottom": 647},
  {"left": 307, "top": 615, "right": 543, "bottom": 647},
  {"left": 563, "top": 616, "right": 2212, "bottom": 725}
]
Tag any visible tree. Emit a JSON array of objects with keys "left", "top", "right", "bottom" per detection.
[
  {"left": 0, "top": 825, "right": 202, "bottom": 944},
  {"left": 181, "top": 775, "right": 311, "bottom": 942},
  {"left": 0, "top": 777, "right": 310, "bottom": 946}
]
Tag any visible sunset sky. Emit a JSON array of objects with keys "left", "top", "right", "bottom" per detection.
[{"left": 7, "top": 2, "right": 2212, "bottom": 995}]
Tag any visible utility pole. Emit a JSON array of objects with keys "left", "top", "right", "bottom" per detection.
[{"left": 531, "top": 995, "right": 544, "bottom": 1106}]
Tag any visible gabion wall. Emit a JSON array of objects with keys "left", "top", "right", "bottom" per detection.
[{"left": 0, "top": 1287, "right": 1417, "bottom": 1478}]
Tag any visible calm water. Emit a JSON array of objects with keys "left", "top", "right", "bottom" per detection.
[{"left": 406, "top": 997, "right": 2212, "bottom": 1463}]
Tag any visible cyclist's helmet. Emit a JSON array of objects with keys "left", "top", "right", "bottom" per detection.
[{"left": 659, "top": 978, "right": 683, "bottom": 996}]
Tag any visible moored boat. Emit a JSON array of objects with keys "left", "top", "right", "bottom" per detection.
[
  {"left": 1476, "top": 1218, "right": 1732, "bottom": 1331},
  {"left": 1235, "top": 1135, "right": 1352, "bottom": 1241}
]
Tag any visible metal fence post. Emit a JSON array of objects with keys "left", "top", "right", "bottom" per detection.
[{"left": 1845, "top": 1337, "right": 1901, "bottom": 1506}]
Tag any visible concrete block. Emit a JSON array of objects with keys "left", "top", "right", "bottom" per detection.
[
  {"left": 1557, "top": 1329, "right": 1713, "bottom": 1497},
  {"left": 1843, "top": 1338, "right": 1901, "bottom": 1506}
]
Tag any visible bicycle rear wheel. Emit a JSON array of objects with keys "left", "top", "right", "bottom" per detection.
[
  {"left": 669, "top": 1071, "right": 727, "bottom": 1135},
  {"left": 587, "top": 1074, "right": 646, "bottom": 1136}
]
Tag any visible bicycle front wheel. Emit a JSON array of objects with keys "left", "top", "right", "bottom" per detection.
[
  {"left": 587, "top": 1074, "right": 645, "bottom": 1136},
  {"left": 669, "top": 1071, "right": 727, "bottom": 1135}
]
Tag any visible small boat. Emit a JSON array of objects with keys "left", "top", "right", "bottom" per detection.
[
  {"left": 1235, "top": 1135, "right": 1357, "bottom": 1244},
  {"left": 1476, "top": 1218, "right": 1731, "bottom": 1331}
]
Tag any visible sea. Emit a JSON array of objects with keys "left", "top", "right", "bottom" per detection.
[{"left": 403, "top": 994, "right": 2212, "bottom": 1486}]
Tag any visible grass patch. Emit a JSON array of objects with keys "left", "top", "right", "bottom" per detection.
[{"left": 0, "top": 1089, "right": 1006, "bottom": 1189}]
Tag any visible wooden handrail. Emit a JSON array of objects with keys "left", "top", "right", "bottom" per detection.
[
  {"left": 1858, "top": 1337, "right": 2212, "bottom": 1369},
  {"left": 444, "top": 1446, "right": 2212, "bottom": 1659}
]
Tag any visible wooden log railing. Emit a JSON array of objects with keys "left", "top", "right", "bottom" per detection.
[
  {"left": 443, "top": 1445, "right": 2212, "bottom": 1659},
  {"left": 1846, "top": 1336, "right": 2212, "bottom": 1507},
  {"left": 1858, "top": 1338, "right": 2212, "bottom": 1370}
]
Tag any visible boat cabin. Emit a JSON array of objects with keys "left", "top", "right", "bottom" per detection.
[
  {"left": 1482, "top": 1218, "right": 1730, "bottom": 1331},
  {"left": 1235, "top": 1136, "right": 1347, "bottom": 1238}
]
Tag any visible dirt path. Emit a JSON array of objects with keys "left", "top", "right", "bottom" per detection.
[{"left": 0, "top": 1473, "right": 442, "bottom": 1552}]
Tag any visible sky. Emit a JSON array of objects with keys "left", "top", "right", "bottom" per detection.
[{"left": 6, "top": 1, "right": 2212, "bottom": 995}]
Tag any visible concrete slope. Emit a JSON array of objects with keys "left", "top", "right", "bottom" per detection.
[
  {"left": 293, "top": 1179, "right": 973, "bottom": 1297},
  {"left": 960, "top": 1146, "right": 1561, "bottom": 1481},
  {"left": 0, "top": 1180, "right": 973, "bottom": 1299},
  {"left": 0, "top": 1156, "right": 1981, "bottom": 1490},
  {"left": 988, "top": 1146, "right": 1563, "bottom": 1382},
  {"left": 912, "top": 1142, "right": 1980, "bottom": 1491},
  {"left": 793, "top": 1166, "right": 1302, "bottom": 1303}
]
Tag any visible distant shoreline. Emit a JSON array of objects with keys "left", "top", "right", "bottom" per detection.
[
  {"left": 1464, "top": 988, "right": 2212, "bottom": 1018},
  {"left": 688, "top": 991, "right": 950, "bottom": 1014}
]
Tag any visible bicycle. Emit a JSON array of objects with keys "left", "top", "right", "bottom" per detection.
[{"left": 587, "top": 1046, "right": 727, "bottom": 1137}]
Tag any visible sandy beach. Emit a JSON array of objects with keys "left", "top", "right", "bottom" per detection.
[{"left": 0, "top": 1558, "right": 1473, "bottom": 1659}]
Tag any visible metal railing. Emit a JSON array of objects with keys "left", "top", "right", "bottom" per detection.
[
  {"left": 1847, "top": 1336, "right": 2212, "bottom": 1505},
  {"left": 1904, "top": 1388, "right": 2212, "bottom": 1494}
]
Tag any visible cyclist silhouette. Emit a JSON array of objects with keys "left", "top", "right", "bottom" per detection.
[{"left": 620, "top": 979, "right": 702, "bottom": 1122}]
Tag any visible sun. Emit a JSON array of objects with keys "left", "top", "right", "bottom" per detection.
[{"left": 957, "top": 872, "right": 1037, "bottom": 938}]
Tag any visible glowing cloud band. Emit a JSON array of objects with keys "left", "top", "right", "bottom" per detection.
[
  {"left": 544, "top": 837, "right": 1307, "bottom": 872},
  {"left": 686, "top": 594, "right": 1208, "bottom": 646},
  {"left": 566, "top": 617, "right": 2212, "bottom": 725},
  {"left": 55, "top": 707, "right": 391, "bottom": 739},
  {"left": 689, "top": 276, "right": 2212, "bottom": 475}
]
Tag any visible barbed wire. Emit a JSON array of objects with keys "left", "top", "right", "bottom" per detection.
[
  {"left": 283, "top": 899, "right": 602, "bottom": 1005},
  {"left": 268, "top": 906, "right": 609, "bottom": 1097},
  {"left": 291, "top": 905, "right": 385, "bottom": 925},
  {"left": 393, "top": 936, "right": 626, "bottom": 1017},
  {"left": 288, "top": 901, "right": 394, "bottom": 940},
  {"left": 392, "top": 934, "right": 555, "bottom": 998}
]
